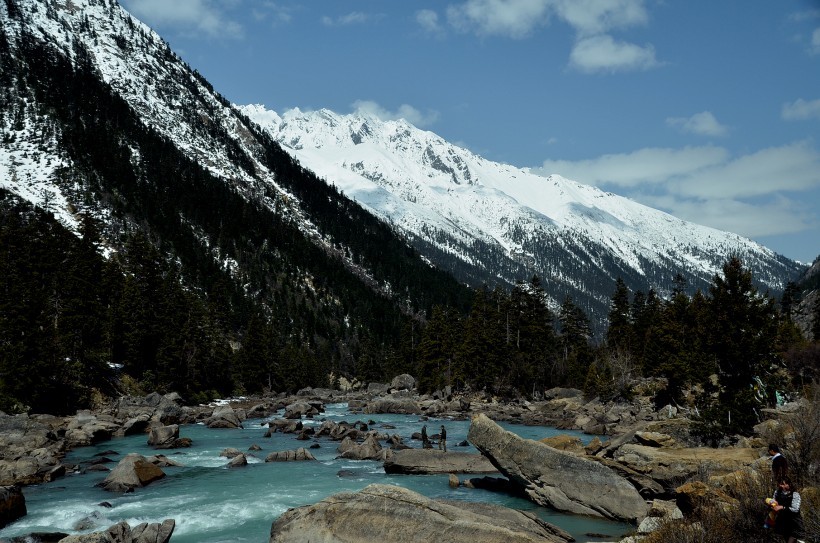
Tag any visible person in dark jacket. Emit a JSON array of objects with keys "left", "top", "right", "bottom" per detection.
[
  {"left": 439, "top": 425, "right": 447, "bottom": 452},
  {"left": 769, "top": 444, "right": 788, "bottom": 484},
  {"left": 773, "top": 476, "right": 803, "bottom": 543},
  {"left": 421, "top": 425, "right": 431, "bottom": 449}
]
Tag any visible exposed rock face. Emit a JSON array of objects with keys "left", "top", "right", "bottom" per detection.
[
  {"left": 468, "top": 413, "right": 647, "bottom": 522},
  {"left": 1, "top": 485, "right": 27, "bottom": 528},
  {"left": 57, "top": 519, "right": 175, "bottom": 543},
  {"left": 269, "top": 484, "right": 572, "bottom": 543},
  {"left": 383, "top": 449, "right": 498, "bottom": 475},
  {"left": 98, "top": 454, "right": 166, "bottom": 493}
]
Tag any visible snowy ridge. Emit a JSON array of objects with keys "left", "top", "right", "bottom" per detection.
[
  {"left": 0, "top": 0, "right": 801, "bottom": 329},
  {"left": 0, "top": 0, "right": 349, "bottom": 277},
  {"left": 241, "top": 104, "right": 793, "bottom": 305}
]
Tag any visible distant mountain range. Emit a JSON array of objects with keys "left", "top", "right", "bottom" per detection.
[
  {"left": 0, "top": 0, "right": 804, "bottom": 336},
  {"left": 240, "top": 105, "right": 804, "bottom": 324}
]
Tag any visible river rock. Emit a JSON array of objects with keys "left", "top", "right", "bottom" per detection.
[
  {"left": 362, "top": 396, "right": 422, "bottom": 415},
  {"left": 147, "top": 424, "right": 191, "bottom": 449},
  {"left": 0, "top": 414, "right": 64, "bottom": 486},
  {"left": 269, "top": 483, "right": 572, "bottom": 543},
  {"left": 206, "top": 406, "right": 243, "bottom": 429},
  {"left": 283, "top": 401, "right": 320, "bottom": 419},
  {"left": 111, "top": 393, "right": 184, "bottom": 428},
  {"left": 57, "top": 519, "right": 175, "bottom": 543},
  {"left": 337, "top": 435, "right": 384, "bottom": 460},
  {"left": 265, "top": 448, "right": 316, "bottom": 462},
  {"left": 98, "top": 453, "right": 166, "bottom": 493},
  {"left": 227, "top": 454, "right": 248, "bottom": 468},
  {"left": 383, "top": 449, "right": 498, "bottom": 475},
  {"left": 468, "top": 413, "right": 647, "bottom": 522},
  {"left": 0, "top": 485, "right": 26, "bottom": 528},
  {"left": 390, "top": 374, "right": 416, "bottom": 391}
]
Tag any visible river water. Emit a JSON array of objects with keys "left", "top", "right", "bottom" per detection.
[{"left": 0, "top": 403, "right": 631, "bottom": 542}]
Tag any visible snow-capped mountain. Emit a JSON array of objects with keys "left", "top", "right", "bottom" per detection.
[
  {"left": 241, "top": 104, "right": 802, "bottom": 319},
  {"left": 0, "top": 0, "right": 802, "bottom": 335}
]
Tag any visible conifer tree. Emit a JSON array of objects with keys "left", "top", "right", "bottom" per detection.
[
  {"left": 701, "top": 257, "right": 779, "bottom": 436},
  {"left": 606, "top": 278, "right": 632, "bottom": 353}
]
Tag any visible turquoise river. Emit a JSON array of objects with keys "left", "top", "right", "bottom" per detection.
[{"left": 0, "top": 403, "right": 632, "bottom": 542}]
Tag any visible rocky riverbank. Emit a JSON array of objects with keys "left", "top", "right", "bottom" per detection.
[{"left": 0, "top": 375, "right": 804, "bottom": 542}]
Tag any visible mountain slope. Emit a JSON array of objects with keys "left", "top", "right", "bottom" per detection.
[
  {"left": 0, "top": 0, "right": 473, "bottom": 400},
  {"left": 240, "top": 105, "right": 805, "bottom": 327}
]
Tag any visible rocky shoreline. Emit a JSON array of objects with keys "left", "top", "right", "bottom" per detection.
[{"left": 0, "top": 375, "right": 797, "bottom": 542}]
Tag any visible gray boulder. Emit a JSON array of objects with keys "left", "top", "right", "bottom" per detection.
[
  {"left": 264, "top": 448, "right": 316, "bottom": 462},
  {"left": 362, "top": 397, "right": 422, "bottom": 415},
  {"left": 337, "top": 435, "right": 383, "bottom": 461},
  {"left": 206, "top": 406, "right": 243, "bottom": 429},
  {"left": 269, "top": 483, "right": 572, "bottom": 543},
  {"left": 383, "top": 449, "right": 498, "bottom": 475},
  {"left": 57, "top": 519, "right": 175, "bottom": 543},
  {"left": 468, "top": 413, "right": 647, "bottom": 522},
  {"left": 390, "top": 374, "right": 416, "bottom": 391},
  {"left": 147, "top": 425, "right": 191, "bottom": 449},
  {"left": 98, "top": 454, "right": 166, "bottom": 493}
]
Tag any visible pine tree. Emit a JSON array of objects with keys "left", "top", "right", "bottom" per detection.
[
  {"left": 701, "top": 257, "right": 779, "bottom": 435},
  {"left": 606, "top": 278, "right": 632, "bottom": 353}
]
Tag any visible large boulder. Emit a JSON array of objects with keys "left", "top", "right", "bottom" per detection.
[
  {"left": 390, "top": 374, "right": 416, "bottom": 391},
  {"left": 468, "top": 413, "right": 647, "bottom": 522},
  {"left": 112, "top": 393, "right": 184, "bottom": 427},
  {"left": 0, "top": 485, "right": 26, "bottom": 528},
  {"left": 383, "top": 449, "right": 498, "bottom": 475},
  {"left": 98, "top": 454, "right": 166, "bottom": 493},
  {"left": 337, "top": 435, "right": 384, "bottom": 461},
  {"left": 264, "top": 448, "right": 316, "bottom": 462},
  {"left": 270, "top": 484, "right": 572, "bottom": 543},
  {"left": 362, "top": 397, "right": 422, "bottom": 415},
  {"left": 205, "top": 406, "right": 243, "bottom": 429},
  {"left": 58, "top": 519, "right": 175, "bottom": 543},
  {"left": 146, "top": 425, "right": 191, "bottom": 449}
]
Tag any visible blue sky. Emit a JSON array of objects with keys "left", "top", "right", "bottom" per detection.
[{"left": 119, "top": 0, "right": 820, "bottom": 265}]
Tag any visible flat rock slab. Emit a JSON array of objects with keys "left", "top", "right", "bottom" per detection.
[
  {"left": 270, "top": 483, "right": 572, "bottom": 543},
  {"left": 383, "top": 449, "right": 498, "bottom": 474},
  {"left": 468, "top": 413, "right": 647, "bottom": 522}
]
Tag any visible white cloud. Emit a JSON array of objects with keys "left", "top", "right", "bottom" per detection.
[
  {"left": 549, "top": 0, "right": 647, "bottom": 37},
  {"left": 536, "top": 141, "right": 820, "bottom": 239},
  {"left": 121, "top": 0, "right": 243, "bottom": 39},
  {"left": 446, "top": 0, "right": 552, "bottom": 39},
  {"left": 666, "top": 111, "right": 728, "bottom": 137},
  {"left": 670, "top": 141, "right": 820, "bottom": 199},
  {"left": 352, "top": 100, "right": 440, "bottom": 128},
  {"left": 416, "top": 9, "right": 443, "bottom": 34},
  {"left": 569, "top": 34, "right": 659, "bottom": 73},
  {"left": 644, "top": 195, "right": 815, "bottom": 238},
  {"left": 322, "top": 12, "right": 379, "bottom": 27},
  {"left": 536, "top": 146, "right": 728, "bottom": 188},
  {"left": 782, "top": 98, "right": 820, "bottom": 121}
]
